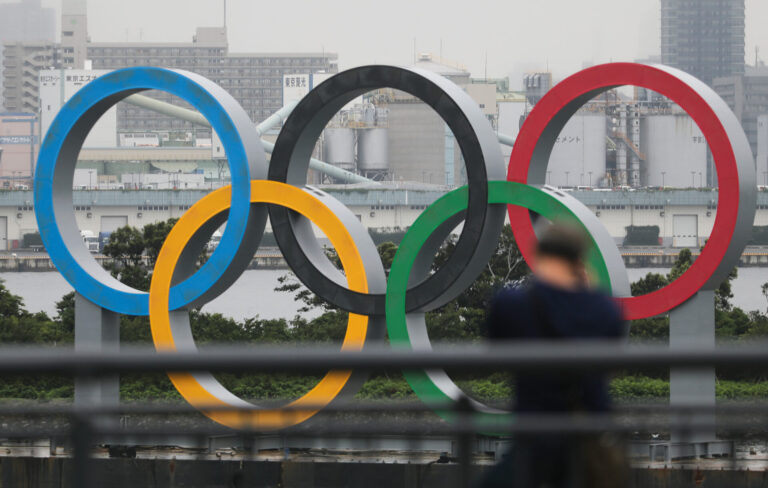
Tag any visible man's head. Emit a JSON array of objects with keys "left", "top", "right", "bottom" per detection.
[{"left": 533, "top": 224, "right": 589, "bottom": 290}]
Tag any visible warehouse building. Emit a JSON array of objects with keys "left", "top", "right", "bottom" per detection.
[{"left": 0, "top": 186, "right": 766, "bottom": 251}]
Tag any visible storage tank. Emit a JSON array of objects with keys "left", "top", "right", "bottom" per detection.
[
  {"left": 546, "top": 113, "right": 607, "bottom": 187},
  {"left": 640, "top": 114, "right": 707, "bottom": 188},
  {"left": 322, "top": 127, "right": 356, "bottom": 172},
  {"left": 357, "top": 128, "right": 389, "bottom": 171}
]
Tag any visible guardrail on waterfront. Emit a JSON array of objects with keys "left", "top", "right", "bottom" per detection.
[{"left": 1, "top": 342, "right": 768, "bottom": 487}]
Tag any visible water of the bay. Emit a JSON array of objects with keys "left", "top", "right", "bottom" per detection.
[
  {"left": 0, "top": 267, "right": 766, "bottom": 320},
  {"left": 0, "top": 269, "right": 319, "bottom": 321}
]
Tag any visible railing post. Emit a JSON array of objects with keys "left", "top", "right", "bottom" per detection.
[
  {"left": 71, "top": 415, "right": 95, "bottom": 488},
  {"left": 455, "top": 396, "right": 473, "bottom": 488}
]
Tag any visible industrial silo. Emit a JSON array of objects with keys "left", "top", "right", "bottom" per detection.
[
  {"left": 322, "top": 127, "right": 356, "bottom": 172},
  {"left": 546, "top": 113, "right": 607, "bottom": 187},
  {"left": 640, "top": 114, "right": 707, "bottom": 188},
  {"left": 358, "top": 128, "right": 389, "bottom": 173}
]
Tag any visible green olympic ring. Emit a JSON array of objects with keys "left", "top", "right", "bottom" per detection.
[{"left": 385, "top": 180, "right": 615, "bottom": 429}]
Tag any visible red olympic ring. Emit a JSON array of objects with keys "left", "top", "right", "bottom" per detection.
[{"left": 508, "top": 63, "right": 755, "bottom": 320}]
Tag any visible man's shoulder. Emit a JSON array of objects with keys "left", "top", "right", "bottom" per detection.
[{"left": 491, "top": 286, "right": 529, "bottom": 307}]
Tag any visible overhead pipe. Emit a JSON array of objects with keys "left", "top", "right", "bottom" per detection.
[
  {"left": 255, "top": 101, "right": 297, "bottom": 136},
  {"left": 123, "top": 94, "right": 375, "bottom": 185},
  {"left": 497, "top": 132, "right": 515, "bottom": 147},
  {"left": 124, "top": 94, "right": 518, "bottom": 183},
  {"left": 123, "top": 94, "right": 210, "bottom": 127}
]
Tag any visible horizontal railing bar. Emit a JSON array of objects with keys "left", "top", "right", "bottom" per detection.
[
  {"left": 0, "top": 401, "right": 765, "bottom": 417},
  {"left": 0, "top": 341, "right": 762, "bottom": 373},
  {"left": 0, "top": 414, "right": 759, "bottom": 438}
]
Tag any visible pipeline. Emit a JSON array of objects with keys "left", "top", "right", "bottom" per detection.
[
  {"left": 123, "top": 94, "right": 519, "bottom": 183},
  {"left": 497, "top": 132, "right": 515, "bottom": 147},
  {"left": 123, "top": 94, "right": 374, "bottom": 185}
]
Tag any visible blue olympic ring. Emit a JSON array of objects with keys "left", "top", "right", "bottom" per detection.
[{"left": 34, "top": 67, "right": 265, "bottom": 315}]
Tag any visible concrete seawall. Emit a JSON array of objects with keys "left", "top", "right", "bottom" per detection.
[
  {"left": 0, "top": 457, "right": 761, "bottom": 488},
  {"left": 3, "top": 246, "right": 768, "bottom": 271},
  {"left": 0, "top": 249, "right": 288, "bottom": 272}
]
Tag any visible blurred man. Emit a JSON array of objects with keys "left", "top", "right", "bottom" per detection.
[{"left": 479, "top": 224, "right": 626, "bottom": 488}]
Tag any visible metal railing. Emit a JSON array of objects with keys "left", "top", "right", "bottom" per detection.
[{"left": 1, "top": 341, "right": 768, "bottom": 487}]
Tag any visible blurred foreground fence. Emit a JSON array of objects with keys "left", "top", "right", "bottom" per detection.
[{"left": 2, "top": 341, "right": 768, "bottom": 487}]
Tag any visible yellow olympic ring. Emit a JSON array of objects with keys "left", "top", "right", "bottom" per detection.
[{"left": 149, "top": 180, "right": 369, "bottom": 430}]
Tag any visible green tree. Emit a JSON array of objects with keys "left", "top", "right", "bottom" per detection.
[
  {"left": 141, "top": 219, "right": 179, "bottom": 265},
  {"left": 377, "top": 241, "right": 398, "bottom": 275},
  {"left": 432, "top": 225, "right": 530, "bottom": 312},
  {"left": 275, "top": 240, "right": 401, "bottom": 312},
  {"left": 0, "top": 278, "right": 27, "bottom": 318},
  {"left": 667, "top": 248, "right": 693, "bottom": 281},
  {"left": 55, "top": 292, "right": 75, "bottom": 333},
  {"left": 101, "top": 218, "right": 191, "bottom": 291},
  {"left": 629, "top": 248, "right": 739, "bottom": 342},
  {"left": 630, "top": 272, "right": 668, "bottom": 297},
  {"left": 102, "top": 225, "right": 150, "bottom": 290}
]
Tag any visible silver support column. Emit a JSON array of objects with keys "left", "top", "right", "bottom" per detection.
[
  {"left": 74, "top": 292, "right": 120, "bottom": 409},
  {"left": 670, "top": 290, "right": 716, "bottom": 445}
]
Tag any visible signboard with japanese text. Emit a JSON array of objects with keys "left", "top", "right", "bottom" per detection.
[
  {"left": 40, "top": 69, "right": 117, "bottom": 148},
  {"left": 282, "top": 74, "right": 311, "bottom": 106}
]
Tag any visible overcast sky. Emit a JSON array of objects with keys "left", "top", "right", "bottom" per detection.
[{"left": 8, "top": 0, "right": 768, "bottom": 83}]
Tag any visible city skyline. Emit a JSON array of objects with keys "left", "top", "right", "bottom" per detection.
[{"left": 1, "top": 0, "right": 766, "bottom": 84}]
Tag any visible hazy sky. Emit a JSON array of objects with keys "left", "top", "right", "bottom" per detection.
[{"left": 8, "top": 0, "right": 768, "bottom": 83}]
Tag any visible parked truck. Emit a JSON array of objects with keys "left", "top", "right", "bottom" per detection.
[{"left": 80, "top": 230, "right": 100, "bottom": 253}]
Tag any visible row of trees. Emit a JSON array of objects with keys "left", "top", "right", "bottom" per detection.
[{"left": 2, "top": 218, "right": 768, "bottom": 401}]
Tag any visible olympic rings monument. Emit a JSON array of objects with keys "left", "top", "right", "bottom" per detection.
[{"left": 34, "top": 63, "right": 755, "bottom": 451}]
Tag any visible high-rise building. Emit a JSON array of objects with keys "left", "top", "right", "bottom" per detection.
[
  {"left": 1, "top": 41, "right": 59, "bottom": 113},
  {"left": 660, "top": 0, "right": 745, "bottom": 86},
  {"left": 0, "top": 0, "right": 56, "bottom": 109},
  {"left": 713, "top": 65, "right": 768, "bottom": 160},
  {"left": 61, "top": 0, "right": 89, "bottom": 70},
  {"left": 87, "top": 27, "right": 337, "bottom": 130},
  {"left": 3, "top": 2, "right": 337, "bottom": 132}
]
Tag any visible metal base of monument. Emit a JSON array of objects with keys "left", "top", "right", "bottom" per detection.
[{"left": 631, "top": 440, "right": 733, "bottom": 463}]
